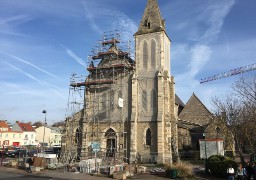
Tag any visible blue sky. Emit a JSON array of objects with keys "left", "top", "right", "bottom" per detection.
[{"left": 0, "top": 0, "right": 255, "bottom": 124}]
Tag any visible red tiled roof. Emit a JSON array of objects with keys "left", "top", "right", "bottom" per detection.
[
  {"left": 0, "top": 121, "right": 11, "bottom": 132},
  {"left": 18, "top": 122, "right": 35, "bottom": 132}
]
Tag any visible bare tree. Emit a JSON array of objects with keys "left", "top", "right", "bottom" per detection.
[
  {"left": 212, "top": 74, "right": 256, "bottom": 163},
  {"left": 52, "top": 121, "right": 66, "bottom": 127},
  {"left": 33, "top": 121, "right": 43, "bottom": 128},
  {"left": 232, "top": 74, "right": 256, "bottom": 104}
]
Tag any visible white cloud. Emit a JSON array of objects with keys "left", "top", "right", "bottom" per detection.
[
  {"left": 62, "top": 45, "right": 87, "bottom": 69},
  {"left": 0, "top": 50, "right": 57, "bottom": 78},
  {"left": 82, "top": 1, "right": 103, "bottom": 35},
  {"left": 5, "top": 62, "right": 65, "bottom": 99},
  {"left": 0, "top": 14, "right": 34, "bottom": 36},
  {"left": 199, "top": 0, "right": 236, "bottom": 42},
  {"left": 80, "top": 1, "right": 137, "bottom": 54},
  {"left": 189, "top": 45, "right": 212, "bottom": 76}
]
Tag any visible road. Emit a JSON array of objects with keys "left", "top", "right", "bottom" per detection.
[{"left": 0, "top": 162, "right": 226, "bottom": 180}]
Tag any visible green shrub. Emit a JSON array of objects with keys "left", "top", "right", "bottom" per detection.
[{"left": 208, "top": 155, "right": 237, "bottom": 177}]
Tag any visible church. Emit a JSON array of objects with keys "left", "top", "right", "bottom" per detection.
[{"left": 62, "top": 0, "right": 234, "bottom": 165}]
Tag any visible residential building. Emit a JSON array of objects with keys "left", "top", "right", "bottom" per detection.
[
  {"left": 11, "top": 121, "right": 36, "bottom": 146},
  {"left": 0, "top": 120, "right": 22, "bottom": 146},
  {"left": 35, "top": 126, "right": 62, "bottom": 147}
]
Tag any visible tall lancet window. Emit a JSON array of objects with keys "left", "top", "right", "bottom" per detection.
[
  {"left": 142, "top": 90, "right": 147, "bottom": 110},
  {"left": 151, "top": 89, "right": 157, "bottom": 109},
  {"left": 146, "top": 128, "right": 151, "bottom": 146},
  {"left": 143, "top": 42, "right": 148, "bottom": 70},
  {"left": 102, "top": 93, "right": 106, "bottom": 110},
  {"left": 109, "top": 91, "right": 114, "bottom": 110},
  {"left": 151, "top": 40, "right": 156, "bottom": 68}
]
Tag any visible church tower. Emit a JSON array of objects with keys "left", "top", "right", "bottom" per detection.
[{"left": 130, "top": 0, "right": 177, "bottom": 164}]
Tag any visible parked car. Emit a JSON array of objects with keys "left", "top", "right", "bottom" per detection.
[
  {"left": 5, "top": 149, "right": 27, "bottom": 158},
  {"left": 27, "top": 149, "right": 38, "bottom": 156}
]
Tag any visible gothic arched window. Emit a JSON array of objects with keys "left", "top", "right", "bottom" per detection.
[
  {"left": 151, "top": 40, "right": 156, "bottom": 68},
  {"left": 143, "top": 42, "right": 148, "bottom": 70},
  {"left": 146, "top": 128, "right": 151, "bottom": 146},
  {"left": 105, "top": 128, "right": 116, "bottom": 157}
]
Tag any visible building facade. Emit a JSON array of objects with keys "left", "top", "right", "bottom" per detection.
[
  {"left": 63, "top": 0, "right": 179, "bottom": 165},
  {"left": 35, "top": 126, "right": 62, "bottom": 147},
  {"left": 0, "top": 120, "right": 22, "bottom": 146},
  {"left": 130, "top": 0, "right": 178, "bottom": 164},
  {"left": 11, "top": 121, "right": 37, "bottom": 146}
]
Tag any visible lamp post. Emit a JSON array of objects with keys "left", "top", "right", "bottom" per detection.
[
  {"left": 42, "top": 110, "right": 47, "bottom": 153},
  {"left": 203, "top": 132, "right": 208, "bottom": 174}
]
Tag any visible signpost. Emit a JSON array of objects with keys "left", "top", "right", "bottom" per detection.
[{"left": 91, "top": 142, "right": 100, "bottom": 173}]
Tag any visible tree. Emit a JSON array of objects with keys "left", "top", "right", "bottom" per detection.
[
  {"left": 212, "top": 74, "right": 256, "bottom": 163},
  {"left": 52, "top": 121, "right": 65, "bottom": 127},
  {"left": 32, "top": 121, "right": 43, "bottom": 128}
]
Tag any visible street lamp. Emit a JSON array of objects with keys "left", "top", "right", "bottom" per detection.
[{"left": 42, "top": 110, "right": 47, "bottom": 153}]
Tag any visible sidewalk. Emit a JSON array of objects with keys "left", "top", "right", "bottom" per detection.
[
  {"left": 0, "top": 166, "right": 180, "bottom": 180},
  {"left": 1, "top": 165, "right": 227, "bottom": 180},
  {"left": 0, "top": 166, "right": 108, "bottom": 180}
]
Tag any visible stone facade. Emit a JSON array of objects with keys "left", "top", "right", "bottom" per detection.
[
  {"left": 63, "top": 0, "right": 234, "bottom": 164},
  {"left": 63, "top": 0, "right": 179, "bottom": 165},
  {"left": 130, "top": 0, "right": 177, "bottom": 164},
  {"left": 177, "top": 93, "right": 235, "bottom": 153}
]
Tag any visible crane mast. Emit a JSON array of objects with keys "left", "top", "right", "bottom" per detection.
[{"left": 200, "top": 63, "right": 256, "bottom": 84}]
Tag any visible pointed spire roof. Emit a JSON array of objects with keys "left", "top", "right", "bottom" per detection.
[{"left": 135, "top": 0, "right": 166, "bottom": 36}]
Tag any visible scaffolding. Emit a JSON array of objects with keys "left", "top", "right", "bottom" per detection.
[{"left": 63, "top": 31, "right": 134, "bottom": 167}]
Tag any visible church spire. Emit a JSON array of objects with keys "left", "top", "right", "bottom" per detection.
[{"left": 135, "top": 0, "right": 165, "bottom": 36}]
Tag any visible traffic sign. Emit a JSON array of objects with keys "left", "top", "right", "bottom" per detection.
[{"left": 91, "top": 142, "right": 100, "bottom": 152}]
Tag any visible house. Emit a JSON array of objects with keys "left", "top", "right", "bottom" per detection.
[
  {"left": 11, "top": 121, "right": 37, "bottom": 146},
  {"left": 0, "top": 120, "right": 22, "bottom": 146},
  {"left": 35, "top": 126, "right": 62, "bottom": 147}
]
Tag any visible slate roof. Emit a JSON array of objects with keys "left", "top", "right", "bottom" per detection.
[
  {"left": 175, "top": 94, "right": 185, "bottom": 107},
  {"left": 135, "top": 0, "right": 166, "bottom": 36},
  {"left": 178, "top": 93, "right": 213, "bottom": 126}
]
